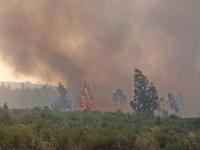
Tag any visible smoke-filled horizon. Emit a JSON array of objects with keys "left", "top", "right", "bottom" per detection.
[{"left": 0, "top": 0, "right": 200, "bottom": 116}]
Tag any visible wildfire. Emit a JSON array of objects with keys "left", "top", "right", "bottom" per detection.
[{"left": 79, "top": 81, "right": 95, "bottom": 112}]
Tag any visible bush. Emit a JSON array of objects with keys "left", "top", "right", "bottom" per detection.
[{"left": 0, "top": 109, "right": 199, "bottom": 149}]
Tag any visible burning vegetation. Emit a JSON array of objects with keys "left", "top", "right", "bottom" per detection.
[
  {"left": 79, "top": 81, "right": 95, "bottom": 112},
  {"left": 0, "top": 69, "right": 193, "bottom": 150},
  {"left": 0, "top": 69, "right": 184, "bottom": 116}
]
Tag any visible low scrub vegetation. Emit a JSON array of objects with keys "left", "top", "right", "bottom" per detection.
[{"left": 0, "top": 106, "right": 200, "bottom": 150}]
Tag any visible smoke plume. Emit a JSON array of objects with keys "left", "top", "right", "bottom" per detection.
[{"left": 0, "top": 0, "right": 200, "bottom": 115}]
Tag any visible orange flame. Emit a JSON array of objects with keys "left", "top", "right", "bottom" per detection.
[{"left": 79, "top": 82, "right": 95, "bottom": 112}]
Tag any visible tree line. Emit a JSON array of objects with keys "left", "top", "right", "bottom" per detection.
[
  {"left": 112, "top": 69, "right": 183, "bottom": 117},
  {"left": 0, "top": 69, "right": 183, "bottom": 117}
]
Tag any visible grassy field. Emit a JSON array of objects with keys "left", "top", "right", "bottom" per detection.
[{"left": 0, "top": 107, "right": 200, "bottom": 150}]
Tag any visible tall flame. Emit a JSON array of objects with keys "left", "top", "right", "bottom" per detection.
[{"left": 79, "top": 81, "right": 95, "bottom": 112}]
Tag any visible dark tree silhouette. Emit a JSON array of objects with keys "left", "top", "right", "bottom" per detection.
[
  {"left": 112, "top": 89, "right": 127, "bottom": 111},
  {"left": 130, "top": 69, "right": 160, "bottom": 116},
  {"left": 52, "top": 82, "right": 72, "bottom": 111},
  {"left": 112, "top": 89, "right": 126, "bottom": 103},
  {"left": 168, "top": 92, "right": 183, "bottom": 115},
  {"left": 2, "top": 103, "right": 9, "bottom": 113}
]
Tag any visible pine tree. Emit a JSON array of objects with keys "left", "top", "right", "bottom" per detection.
[{"left": 52, "top": 82, "right": 71, "bottom": 111}]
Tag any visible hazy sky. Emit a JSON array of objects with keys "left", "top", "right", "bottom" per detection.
[{"left": 0, "top": 0, "right": 200, "bottom": 115}]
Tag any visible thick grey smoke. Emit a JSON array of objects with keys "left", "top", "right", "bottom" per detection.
[{"left": 0, "top": 0, "right": 200, "bottom": 115}]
